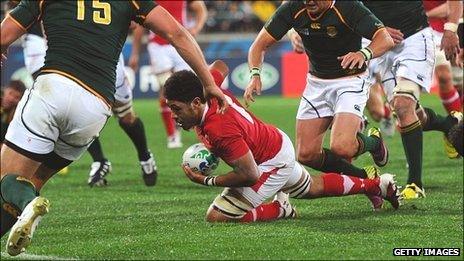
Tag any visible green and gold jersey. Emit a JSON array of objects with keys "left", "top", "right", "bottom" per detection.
[
  {"left": 265, "top": 1, "right": 384, "bottom": 79},
  {"left": 9, "top": 0, "right": 157, "bottom": 104},
  {"left": 362, "top": 1, "right": 429, "bottom": 39}
]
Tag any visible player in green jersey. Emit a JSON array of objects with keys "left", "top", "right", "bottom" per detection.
[
  {"left": 362, "top": 0, "right": 463, "bottom": 199},
  {"left": 245, "top": 0, "right": 395, "bottom": 209},
  {"left": 0, "top": 0, "right": 226, "bottom": 256}
]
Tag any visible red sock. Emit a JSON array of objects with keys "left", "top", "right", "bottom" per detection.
[
  {"left": 383, "top": 103, "right": 391, "bottom": 119},
  {"left": 240, "top": 201, "right": 281, "bottom": 223},
  {"left": 160, "top": 99, "right": 176, "bottom": 137},
  {"left": 439, "top": 88, "right": 462, "bottom": 113},
  {"left": 321, "top": 173, "right": 380, "bottom": 196}
]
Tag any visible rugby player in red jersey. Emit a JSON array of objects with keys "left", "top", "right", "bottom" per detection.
[{"left": 165, "top": 60, "right": 400, "bottom": 223}]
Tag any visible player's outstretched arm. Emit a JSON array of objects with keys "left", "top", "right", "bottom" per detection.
[
  {"left": 1, "top": 16, "right": 26, "bottom": 63},
  {"left": 183, "top": 151, "right": 260, "bottom": 187},
  {"left": 143, "top": 6, "right": 228, "bottom": 113},
  {"left": 244, "top": 28, "right": 277, "bottom": 107}
]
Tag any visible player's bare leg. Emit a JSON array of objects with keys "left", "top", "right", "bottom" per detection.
[
  {"left": 1, "top": 144, "right": 70, "bottom": 255},
  {"left": 115, "top": 102, "right": 157, "bottom": 186},
  {"left": 295, "top": 116, "right": 383, "bottom": 179}
]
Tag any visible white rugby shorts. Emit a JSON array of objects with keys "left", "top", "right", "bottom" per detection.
[
  {"left": 296, "top": 73, "right": 369, "bottom": 120},
  {"left": 147, "top": 42, "right": 190, "bottom": 74},
  {"left": 5, "top": 73, "right": 111, "bottom": 160},
  {"left": 377, "top": 27, "right": 436, "bottom": 101}
]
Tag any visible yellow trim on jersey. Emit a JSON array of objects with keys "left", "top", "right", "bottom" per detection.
[
  {"left": 40, "top": 69, "right": 111, "bottom": 108},
  {"left": 371, "top": 27, "right": 387, "bottom": 41},
  {"left": 332, "top": 6, "right": 353, "bottom": 31},
  {"left": 38, "top": 0, "right": 45, "bottom": 20},
  {"left": 131, "top": 0, "right": 140, "bottom": 10},
  {"left": 6, "top": 14, "right": 27, "bottom": 32},
  {"left": 293, "top": 8, "right": 306, "bottom": 19}
]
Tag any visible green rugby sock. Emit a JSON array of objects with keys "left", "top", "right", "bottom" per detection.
[
  {"left": 0, "top": 175, "right": 38, "bottom": 237},
  {"left": 422, "top": 107, "right": 454, "bottom": 134},
  {"left": 400, "top": 121, "right": 423, "bottom": 188},
  {"left": 314, "top": 148, "right": 367, "bottom": 178},
  {"left": 356, "top": 132, "right": 380, "bottom": 156}
]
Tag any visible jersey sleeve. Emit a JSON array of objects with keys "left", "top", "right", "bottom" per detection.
[
  {"left": 264, "top": 2, "right": 294, "bottom": 41},
  {"left": 210, "top": 69, "right": 225, "bottom": 87},
  {"left": 8, "top": 0, "right": 41, "bottom": 31},
  {"left": 207, "top": 124, "right": 249, "bottom": 164},
  {"left": 131, "top": 0, "right": 158, "bottom": 25},
  {"left": 338, "top": 1, "right": 384, "bottom": 40}
]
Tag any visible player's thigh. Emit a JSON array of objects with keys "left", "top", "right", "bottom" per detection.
[
  {"left": 330, "top": 113, "right": 361, "bottom": 153},
  {"left": 366, "top": 83, "right": 385, "bottom": 121},
  {"left": 296, "top": 118, "right": 331, "bottom": 158},
  {"left": 0, "top": 144, "right": 41, "bottom": 179}
]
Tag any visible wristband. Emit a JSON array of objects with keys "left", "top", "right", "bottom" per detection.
[
  {"left": 203, "top": 176, "right": 216, "bottom": 186},
  {"left": 359, "top": 47, "right": 373, "bottom": 61},
  {"left": 249, "top": 67, "right": 261, "bottom": 78},
  {"left": 444, "top": 22, "right": 458, "bottom": 33}
]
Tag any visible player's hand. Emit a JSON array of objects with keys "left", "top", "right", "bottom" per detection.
[
  {"left": 128, "top": 54, "right": 139, "bottom": 72},
  {"left": 182, "top": 165, "right": 205, "bottom": 185},
  {"left": 244, "top": 76, "right": 262, "bottom": 107},
  {"left": 204, "top": 85, "right": 228, "bottom": 114},
  {"left": 385, "top": 27, "right": 404, "bottom": 45},
  {"left": 451, "top": 48, "right": 464, "bottom": 68},
  {"left": 441, "top": 30, "right": 460, "bottom": 61},
  {"left": 338, "top": 52, "right": 366, "bottom": 70},
  {"left": 289, "top": 32, "right": 304, "bottom": 54}
]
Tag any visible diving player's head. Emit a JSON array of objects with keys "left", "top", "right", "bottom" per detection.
[
  {"left": 1, "top": 80, "right": 26, "bottom": 111},
  {"left": 165, "top": 70, "right": 206, "bottom": 131},
  {"left": 303, "top": 0, "right": 332, "bottom": 15}
]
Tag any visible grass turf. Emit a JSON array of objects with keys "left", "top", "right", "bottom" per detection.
[{"left": 1, "top": 94, "right": 462, "bottom": 260}]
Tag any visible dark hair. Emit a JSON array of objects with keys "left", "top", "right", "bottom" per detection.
[
  {"left": 164, "top": 70, "right": 206, "bottom": 103},
  {"left": 6, "top": 80, "right": 26, "bottom": 95},
  {"left": 448, "top": 120, "right": 463, "bottom": 156}
]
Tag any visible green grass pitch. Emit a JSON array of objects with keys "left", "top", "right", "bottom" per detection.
[{"left": 1, "top": 94, "right": 462, "bottom": 260}]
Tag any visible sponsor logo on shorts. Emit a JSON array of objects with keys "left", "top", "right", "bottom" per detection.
[
  {"left": 417, "top": 74, "right": 424, "bottom": 81},
  {"left": 354, "top": 104, "right": 361, "bottom": 112}
]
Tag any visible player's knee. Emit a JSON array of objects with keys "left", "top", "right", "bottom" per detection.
[
  {"left": 330, "top": 139, "right": 357, "bottom": 159},
  {"left": 392, "top": 96, "right": 416, "bottom": 120},
  {"left": 297, "top": 149, "right": 321, "bottom": 167},
  {"left": 118, "top": 112, "right": 137, "bottom": 126},
  {"left": 205, "top": 206, "right": 230, "bottom": 223}
]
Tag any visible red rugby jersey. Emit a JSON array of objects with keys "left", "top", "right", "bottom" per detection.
[{"left": 195, "top": 71, "right": 283, "bottom": 165}]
